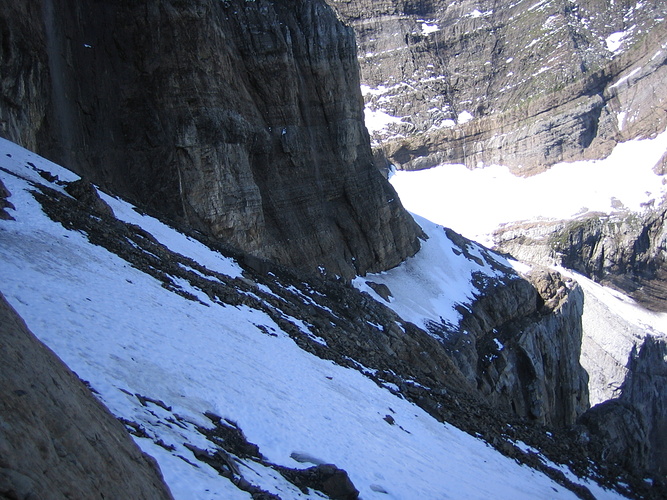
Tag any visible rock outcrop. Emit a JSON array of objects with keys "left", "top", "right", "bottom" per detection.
[
  {"left": 329, "top": 0, "right": 667, "bottom": 173},
  {"left": 0, "top": 0, "right": 423, "bottom": 280},
  {"left": 494, "top": 203, "right": 667, "bottom": 476},
  {"left": 435, "top": 253, "right": 589, "bottom": 427},
  {"left": 619, "top": 336, "right": 667, "bottom": 476},
  {"left": 579, "top": 336, "right": 667, "bottom": 477},
  {"left": 495, "top": 201, "right": 667, "bottom": 311},
  {"left": 0, "top": 292, "right": 174, "bottom": 500}
]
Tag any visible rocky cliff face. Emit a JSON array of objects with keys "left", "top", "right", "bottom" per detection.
[
  {"left": 329, "top": 0, "right": 667, "bottom": 173},
  {"left": 494, "top": 201, "right": 667, "bottom": 475},
  {"left": 579, "top": 336, "right": 667, "bottom": 477},
  {"left": 0, "top": 292, "right": 173, "bottom": 499},
  {"left": 0, "top": 0, "right": 422, "bottom": 280},
  {"left": 435, "top": 251, "right": 589, "bottom": 428},
  {"left": 495, "top": 200, "right": 667, "bottom": 311}
]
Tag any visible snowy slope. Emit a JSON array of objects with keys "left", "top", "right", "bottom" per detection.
[
  {"left": 353, "top": 214, "right": 514, "bottom": 332},
  {"left": 0, "top": 138, "right": 626, "bottom": 498}
]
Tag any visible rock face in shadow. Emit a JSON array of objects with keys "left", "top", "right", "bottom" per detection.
[
  {"left": 0, "top": 0, "right": 422, "bottom": 280},
  {"left": 330, "top": 0, "right": 667, "bottom": 174},
  {"left": 619, "top": 337, "right": 667, "bottom": 476},
  {"left": 423, "top": 230, "right": 589, "bottom": 428},
  {"left": 466, "top": 268, "right": 589, "bottom": 428},
  {"left": 580, "top": 336, "right": 667, "bottom": 477},
  {"left": 495, "top": 205, "right": 667, "bottom": 476},
  {"left": 0, "top": 292, "right": 174, "bottom": 500}
]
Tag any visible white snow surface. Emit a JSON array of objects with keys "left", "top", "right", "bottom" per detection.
[
  {"left": 390, "top": 129, "right": 667, "bottom": 246},
  {"left": 387, "top": 129, "right": 667, "bottom": 431},
  {"left": 354, "top": 215, "right": 509, "bottom": 331},
  {"left": 606, "top": 31, "right": 628, "bottom": 52},
  {"left": 457, "top": 110, "right": 474, "bottom": 124},
  {"left": 421, "top": 22, "right": 440, "bottom": 35},
  {"left": 0, "top": 137, "right": 621, "bottom": 499},
  {"left": 363, "top": 107, "right": 403, "bottom": 133}
]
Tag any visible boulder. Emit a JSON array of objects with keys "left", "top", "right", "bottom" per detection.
[{"left": 0, "top": 292, "right": 173, "bottom": 499}]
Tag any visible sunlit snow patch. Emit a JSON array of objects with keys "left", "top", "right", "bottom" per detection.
[
  {"left": 354, "top": 214, "right": 510, "bottom": 332},
  {"left": 390, "top": 129, "right": 667, "bottom": 245},
  {"left": 458, "top": 110, "right": 474, "bottom": 124},
  {"left": 364, "top": 107, "right": 404, "bottom": 133},
  {"left": 606, "top": 31, "right": 628, "bottom": 52}
]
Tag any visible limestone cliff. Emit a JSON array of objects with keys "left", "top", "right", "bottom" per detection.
[
  {"left": 494, "top": 202, "right": 667, "bottom": 475},
  {"left": 0, "top": 292, "right": 174, "bottom": 499},
  {"left": 495, "top": 200, "right": 667, "bottom": 311},
  {"left": 429, "top": 235, "right": 589, "bottom": 428},
  {"left": 0, "top": 0, "right": 422, "bottom": 280},
  {"left": 329, "top": 0, "right": 667, "bottom": 174}
]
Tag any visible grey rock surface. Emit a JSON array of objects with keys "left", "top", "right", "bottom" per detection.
[
  {"left": 0, "top": 292, "right": 174, "bottom": 500},
  {"left": 495, "top": 204, "right": 667, "bottom": 476},
  {"left": 330, "top": 0, "right": 667, "bottom": 173},
  {"left": 495, "top": 201, "right": 667, "bottom": 311},
  {"left": 579, "top": 335, "right": 667, "bottom": 477},
  {"left": 0, "top": 0, "right": 423, "bottom": 280},
  {"left": 442, "top": 261, "right": 589, "bottom": 427}
]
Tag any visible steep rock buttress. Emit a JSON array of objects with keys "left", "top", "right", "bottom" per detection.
[{"left": 0, "top": 0, "right": 422, "bottom": 280}]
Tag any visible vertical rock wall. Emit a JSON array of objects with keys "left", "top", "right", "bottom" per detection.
[
  {"left": 0, "top": 0, "right": 422, "bottom": 279},
  {"left": 329, "top": 0, "right": 667, "bottom": 173}
]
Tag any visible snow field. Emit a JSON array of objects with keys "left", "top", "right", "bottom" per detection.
[
  {"left": 389, "top": 129, "right": 667, "bottom": 246},
  {"left": 0, "top": 138, "right": 599, "bottom": 498}
]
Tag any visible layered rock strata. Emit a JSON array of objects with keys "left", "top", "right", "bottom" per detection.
[
  {"left": 495, "top": 201, "right": 667, "bottom": 311},
  {"left": 0, "top": 292, "right": 174, "bottom": 500},
  {"left": 494, "top": 204, "right": 667, "bottom": 476},
  {"left": 0, "top": 0, "right": 422, "bottom": 279},
  {"left": 428, "top": 234, "right": 589, "bottom": 428},
  {"left": 330, "top": 0, "right": 667, "bottom": 173}
]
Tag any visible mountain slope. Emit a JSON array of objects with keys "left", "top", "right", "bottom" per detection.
[
  {"left": 0, "top": 138, "right": 634, "bottom": 499},
  {"left": 388, "top": 128, "right": 667, "bottom": 479}
]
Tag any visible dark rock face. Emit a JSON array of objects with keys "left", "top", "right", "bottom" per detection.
[
  {"left": 0, "top": 179, "right": 14, "bottom": 220},
  {"left": 580, "top": 336, "right": 667, "bottom": 476},
  {"left": 330, "top": 0, "right": 667, "bottom": 173},
  {"left": 0, "top": 292, "right": 174, "bottom": 500},
  {"left": 494, "top": 205, "right": 667, "bottom": 475},
  {"left": 0, "top": 0, "right": 422, "bottom": 279},
  {"left": 0, "top": 2, "right": 48, "bottom": 150},
  {"left": 619, "top": 337, "right": 667, "bottom": 475},
  {"left": 578, "top": 399, "right": 650, "bottom": 475},
  {"left": 440, "top": 261, "right": 589, "bottom": 427}
]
